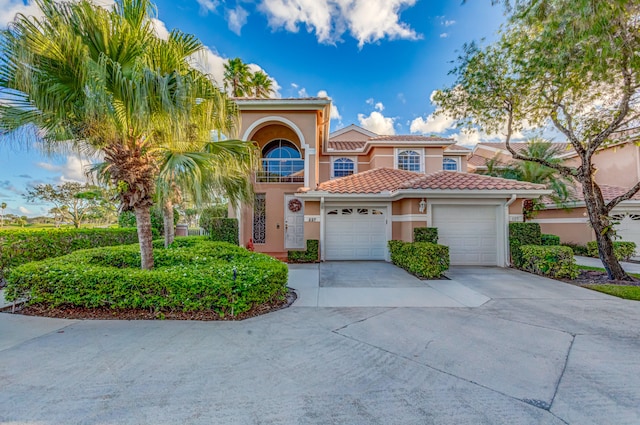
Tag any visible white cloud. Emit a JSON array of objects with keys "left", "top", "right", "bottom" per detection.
[
  {"left": 36, "top": 155, "right": 89, "bottom": 183},
  {"left": 449, "top": 128, "right": 527, "bottom": 146},
  {"left": 226, "top": 5, "right": 249, "bottom": 35},
  {"left": 298, "top": 87, "right": 309, "bottom": 97},
  {"left": 439, "top": 33, "right": 448, "bottom": 38},
  {"left": 151, "top": 18, "right": 170, "bottom": 40},
  {"left": 397, "top": 93, "right": 406, "bottom": 104},
  {"left": 444, "top": 19, "right": 456, "bottom": 27},
  {"left": 358, "top": 111, "right": 395, "bottom": 135},
  {"left": 374, "top": 102, "right": 384, "bottom": 111},
  {"left": 317, "top": 90, "right": 342, "bottom": 121},
  {"left": 410, "top": 112, "right": 456, "bottom": 134},
  {"left": 366, "top": 98, "right": 374, "bottom": 105},
  {"left": 196, "top": 0, "right": 219, "bottom": 14},
  {"left": 18, "top": 206, "right": 31, "bottom": 214},
  {"left": 291, "top": 83, "right": 299, "bottom": 89},
  {"left": 259, "top": 0, "right": 420, "bottom": 47},
  {"left": 0, "top": 0, "right": 114, "bottom": 28}
]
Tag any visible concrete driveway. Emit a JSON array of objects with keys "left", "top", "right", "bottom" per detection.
[{"left": 1, "top": 266, "right": 639, "bottom": 424}]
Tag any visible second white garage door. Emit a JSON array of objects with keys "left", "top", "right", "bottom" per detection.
[
  {"left": 432, "top": 204, "right": 498, "bottom": 266},
  {"left": 325, "top": 207, "right": 387, "bottom": 260}
]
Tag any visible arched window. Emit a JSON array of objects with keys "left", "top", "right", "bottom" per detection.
[
  {"left": 332, "top": 157, "right": 355, "bottom": 178},
  {"left": 443, "top": 157, "right": 458, "bottom": 171},
  {"left": 260, "top": 139, "right": 303, "bottom": 181},
  {"left": 397, "top": 150, "right": 421, "bottom": 172}
]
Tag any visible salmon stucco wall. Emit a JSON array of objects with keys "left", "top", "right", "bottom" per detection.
[
  {"left": 392, "top": 198, "right": 428, "bottom": 242},
  {"left": 533, "top": 207, "right": 594, "bottom": 245}
]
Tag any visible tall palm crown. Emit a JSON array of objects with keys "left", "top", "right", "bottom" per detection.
[
  {"left": 248, "top": 71, "right": 273, "bottom": 98},
  {"left": 0, "top": 0, "right": 256, "bottom": 268},
  {"left": 223, "top": 57, "right": 251, "bottom": 97}
]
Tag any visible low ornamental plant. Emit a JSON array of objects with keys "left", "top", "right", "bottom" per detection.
[
  {"left": 561, "top": 242, "right": 589, "bottom": 257},
  {"left": 519, "top": 245, "right": 579, "bottom": 279},
  {"left": 388, "top": 240, "right": 449, "bottom": 279},
  {"left": 541, "top": 234, "right": 560, "bottom": 246},
  {"left": 0, "top": 228, "right": 139, "bottom": 280},
  {"left": 586, "top": 241, "right": 636, "bottom": 261},
  {"left": 206, "top": 218, "right": 239, "bottom": 245},
  {"left": 288, "top": 239, "right": 319, "bottom": 263},
  {"left": 413, "top": 227, "right": 438, "bottom": 244},
  {"left": 509, "top": 222, "right": 542, "bottom": 267},
  {"left": 5, "top": 237, "right": 288, "bottom": 317}
]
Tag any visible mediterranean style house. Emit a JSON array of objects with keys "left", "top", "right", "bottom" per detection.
[
  {"left": 468, "top": 141, "right": 640, "bottom": 247},
  {"left": 229, "top": 98, "right": 550, "bottom": 266}
]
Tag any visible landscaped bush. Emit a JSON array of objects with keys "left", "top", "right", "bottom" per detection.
[
  {"left": 509, "top": 222, "right": 542, "bottom": 267},
  {"left": 519, "top": 245, "right": 579, "bottom": 279},
  {"left": 413, "top": 227, "right": 438, "bottom": 244},
  {"left": 388, "top": 240, "right": 449, "bottom": 279},
  {"left": 199, "top": 205, "right": 228, "bottom": 229},
  {"left": 205, "top": 218, "right": 239, "bottom": 245},
  {"left": 118, "top": 206, "right": 179, "bottom": 235},
  {"left": 586, "top": 241, "right": 637, "bottom": 261},
  {"left": 541, "top": 234, "right": 560, "bottom": 246},
  {"left": 288, "top": 239, "right": 319, "bottom": 263},
  {"left": 5, "top": 238, "right": 288, "bottom": 317},
  {"left": 0, "top": 228, "right": 139, "bottom": 280},
  {"left": 561, "top": 242, "right": 589, "bottom": 257}
]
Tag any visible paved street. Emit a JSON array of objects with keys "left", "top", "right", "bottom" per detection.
[{"left": 1, "top": 265, "right": 639, "bottom": 424}]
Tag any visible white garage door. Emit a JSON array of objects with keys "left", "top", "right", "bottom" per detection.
[
  {"left": 325, "top": 207, "right": 387, "bottom": 260},
  {"left": 614, "top": 213, "right": 640, "bottom": 251},
  {"left": 432, "top": 205, "right": 498, "bottom": 266}
]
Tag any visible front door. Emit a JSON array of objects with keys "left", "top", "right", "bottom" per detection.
[{"left": 285, "top": 195, "right": 305, "bottom": 249}]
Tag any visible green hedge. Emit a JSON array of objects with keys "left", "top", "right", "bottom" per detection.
[
  {"left": 288, "top": 239, "right": 319, "bottom": 263},
  {"left": 0, "top": 228, "right": 140, "bottom": 280},
  {"left": 519, "top": 245, "right": 579, "bottom": 279},
  {"left": 206, "top": 218, "right": 239, "bottom": 245},
  {"left": 586, "top": 241, "right": 636, "bottom": 261},
  {"left": 509, "top": 222, "right": 542, "bottom": 267},
  {"left": 388, "top": 240, "right": 449, "bottom": 279},
  {"left": 119, "top": 206, "right": 179, "bottom": 235},
  {"left": 5, "top": 238, "right": 288, "bottom": 316},
  {"left": 413, "top": 227, "right": 438, "bottom": 244},
  {"left": 541, "top": 234, "right": 560, "bottom": 246},
  {"left": 561, "top": 242, "right": 589, "bottom": 256}
]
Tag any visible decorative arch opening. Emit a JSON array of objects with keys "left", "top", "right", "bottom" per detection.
[{"left": 258, "top": 139, "right": 304, "bottom": 183}]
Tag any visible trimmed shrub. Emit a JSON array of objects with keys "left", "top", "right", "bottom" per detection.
[
  {"left": 5, "top": 238, "right": 288, "bottom": 316},
  {"left": 509, "top": 222, "right": 542, "bottom": 267},
  {"left": 0, "top": 228, "right": 139, "bottom": 280},
  {"left": 205, "top": 218, "right": 239, "bottom": 245},
  {"left": 288, "top": 239, "right": 319, "bottom": 263},
  {"left": 413, "top": 227, "right": 438, "bottom": 244},
  {"left": 561, "top": 242, "right": 589, "bottom": 257},
  {"left": 541, "top": 234, "right": 560, "bottom": 246},
  {"left": 199, "top": 205, "right": 228, "bottom": 230},
  {"left": 519, "top": 245, "right": 579, "bottom": 279},
  {"left": 388, "top": 240, "right": 449, "bottom": 279},
  {"left": 586, "top": 241, "right": 636, "bottom": 261}
]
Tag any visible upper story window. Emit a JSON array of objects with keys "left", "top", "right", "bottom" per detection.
[
  {"left": 259, "top": 139, "right": 304, "bottom": 183},
  {"left": 397, "top": 150, "right": 422, "bottom": 172},
  {"left": 443, "top": 157, "right": 458, "bottom": 171},
  {"left": 332, "top": 157, "right": 355, "bottom": 178}
]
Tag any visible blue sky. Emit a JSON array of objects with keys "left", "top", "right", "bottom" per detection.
[{"left": 0, "top": 0, "right": 507, "bottom": 216}]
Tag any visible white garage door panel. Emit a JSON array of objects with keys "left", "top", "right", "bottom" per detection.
[
  {"left": 325, "top": 207, "right": 387, "bottom": 260},
  {"left": 614, "top": 214, "right": 640, "bottom": 252},
  {"left": 433, "top": 205, "right": 498, "bottom": 266}
]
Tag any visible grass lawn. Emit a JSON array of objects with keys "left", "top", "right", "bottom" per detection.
[{"left": 577, "top": 265, "right": 640, "bottom": 300}]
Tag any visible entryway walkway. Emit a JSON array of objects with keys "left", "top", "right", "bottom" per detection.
[
  {"left": 575, "top": 255, "right": 640, "bottom": 274},
  {"left": 288, "top": 261, "right": 490, "bottom": 308}
]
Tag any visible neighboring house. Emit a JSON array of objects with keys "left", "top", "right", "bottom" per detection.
[
  {"left": 468, "top": 141, "right": 640, "bottom": 247},
  {"left": 230, "top": 98, "right": 549, "bottom": 266}
]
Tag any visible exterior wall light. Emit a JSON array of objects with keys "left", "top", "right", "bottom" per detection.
[{"left": 419, "top": 198, "right": 427, "bottom": 213}]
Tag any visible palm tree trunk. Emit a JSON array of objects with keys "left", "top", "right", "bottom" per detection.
[
  {"left": 163, "top": 199, "right": 175, "bottom": 248},
  {"left": 134, "top": 205, "right": 155, "bottom": 270}
]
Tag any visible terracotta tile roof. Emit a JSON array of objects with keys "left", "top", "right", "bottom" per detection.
[
  {"left": 476, "top": 142, "right": 573, "bottom": 155},
  {"left": 545, "top": 184, "right": 640, "bottom": 206},
  {"left": 445, "top": 144, "right": 471, "bottom": 152},
  {"left": 317, "top": 168, "right": 423, "bottom": 194},
  {"left": 327, "top": 140, "right": 367, "bottom": 151},
  {"left": 467, "top": 155, "right": 490, "bottom": 167},
  {"left": 401, "top": 171, "right": 546, "bottom": 191},
  {"left": 314, "top": 168, "right": 547, "bottom": 194},
  {"left": 369, "top": 135, "right": 454, "bottom": 142}
]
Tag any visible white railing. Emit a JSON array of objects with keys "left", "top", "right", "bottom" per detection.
[
  {"left": 188, "top": 228, "right": 209, "bottom": 236},
  {"left": 256, "top": 158, "right": 304, "bottom": 183}
]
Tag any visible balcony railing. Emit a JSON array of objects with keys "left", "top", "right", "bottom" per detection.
[{"left": 256, "top": 158, "right": 304, "bottom": 183}]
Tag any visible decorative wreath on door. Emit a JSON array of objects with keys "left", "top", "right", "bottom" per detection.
[{"left": 288, "top": 198, "right": 302, "bottom": 212}]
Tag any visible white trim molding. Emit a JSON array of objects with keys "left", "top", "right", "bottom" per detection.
[
  {"left": 330, "top": 156, "right": 357, "bottom": 178},
  {"left": 391, "top": 214, "right": 429, "bottom": 223},
  {"left": 530, "top": 218, "right": 590, "bottom": 224}
]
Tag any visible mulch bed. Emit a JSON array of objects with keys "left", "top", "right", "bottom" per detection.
[
  {"left": 561, "top": 270, "right": 640, "bottom": 287},
  {"left": 4, "top": 289, "right": 297, "bottom": 321}
]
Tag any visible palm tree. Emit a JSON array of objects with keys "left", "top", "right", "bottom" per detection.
[
  {"left": 0, "top": 202, "right": 6, "bottom": 227},
  {"left": 247, "top": 70, "right": 273, "bottom": 98},
  {"left": 223, "top": 57, "right": 251, "bottom": 97},
  {"left": 0, "top": 0, "right": 254, "bottom": 268}
]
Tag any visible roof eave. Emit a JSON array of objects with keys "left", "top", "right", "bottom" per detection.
[{"left": 235, "top": 98, "right": 331, "bottom": 111}]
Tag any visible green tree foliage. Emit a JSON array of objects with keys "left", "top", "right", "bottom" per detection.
[
  {"left": 223, "top": 57, "right": 273, "bottom": 98},
  {"left": 24, "top": 182, "right": 106, "bottom": 228},
  {"left": 434, "top": 0, "right": 640, "bottom": 280}
]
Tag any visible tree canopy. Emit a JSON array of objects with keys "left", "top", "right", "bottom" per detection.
[{"left": 435, "top": 0, "right": 640, "bottom": 279}]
